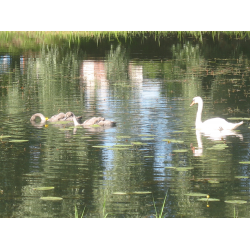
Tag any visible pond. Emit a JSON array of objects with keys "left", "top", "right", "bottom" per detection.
[{"left": 0, "top": 36, "right": 250, "bottom": 218}]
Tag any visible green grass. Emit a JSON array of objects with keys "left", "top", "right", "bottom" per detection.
[
  {"left": 75, "top": 205, "right": 85, "bottom": 218},
  {"left": 153, "top": 192, "right": 168, "bottom": 218},
  {"left": 1, "top": 31, "right": 250, "bottom": 50}
]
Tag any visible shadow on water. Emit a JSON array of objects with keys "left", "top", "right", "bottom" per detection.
[{"left": 0, "top": 36, "right": 250, "bottom": 217}]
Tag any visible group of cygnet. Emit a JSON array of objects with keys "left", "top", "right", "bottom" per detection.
[{"left": 30, "top": 111, "right": 116, "bottom": 127}]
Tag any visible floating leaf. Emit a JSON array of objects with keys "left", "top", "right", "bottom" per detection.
[
  {"left": 113, "top": 144, "right": 133, "bottom": 147},
  {"left": 40, "top": 197, "right": 63, "bottom": 201},
  {"left": 92, "top": 145, "right": 112, "bottom": 148},
  {"left": 235, "top": 176, "right": 249, "bottom": 179},
  {"left": 175, "top": 167, "right": 193, "bottom": 171},
  {"left": 172, "top": 149, "right": 188, "bottom": 153},
  {"left": 208, "top": 179, "right": 220, "bottom": 184},
  {"left": 198, "top": 198, "right": 220, "bottom": 202},
  {"left": 107, "top": 147, "right": 129, "bottom": 150},
  {"left": 113, "top": 192, "right": 127, "bottom": 195},
  {"left": 139, "top": 134, "right": 156, "bottom": 137},
  {"left": 131, "top": 142, "right": 147, "bottom": 146},
  {"left": 163, "top": 139, "right": 184, "bottom": 143},
  {"left": 9, "top": 139, "right": 29, "bottom": 143},
  {"left": 185, "top": 193, "right": 208, "bottom": 197},
  {"left": 239, "top": 161, "right": 250, "bottom": 164},
  {"left": 224, "top": 200, "right": 247, "bottom": 204},
  {"left": 133, "top": 191, "right": 152, "bottom": 194},
  {"left": 116, "top": 135, "right": 131, "bottom": 139},
  {"left": 228, "top": 117, "right": 250, "bottom": 120},
  {"left": 0, "top": 135, "right": 11, "bottom": 139},
  {"left": 34, "top": 187, "right": 55, "bottom": 191},
  {"left": 165, "top": 166, "right": 176, "bottom": 169},
  {"left": 172, "top": 130, "right": 188, "bottom": 133}
]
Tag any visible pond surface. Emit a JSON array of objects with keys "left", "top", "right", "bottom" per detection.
[{"left": 1, "top": 37, "right": 250, "bottom": 217}]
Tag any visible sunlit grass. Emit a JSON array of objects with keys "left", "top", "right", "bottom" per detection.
[{"left": 1, "top": 31, "right": 250, "bottom": 50}]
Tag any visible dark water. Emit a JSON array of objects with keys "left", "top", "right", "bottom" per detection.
[{"left": 1, "top": 37, "right": 250, "bottom": 217}]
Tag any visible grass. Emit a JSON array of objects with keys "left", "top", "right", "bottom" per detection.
[
  {"left": 75, "top": 205, "right": 85, "bottom": 218},
  {"left": 74, "top": 193, "right": 168, "bottom": 218},
  {"left": 153, "top": 192, "right": 168, "bottom": 218},
  {"left": 1, "top": 31, "right": 250, "bottom": 50}
]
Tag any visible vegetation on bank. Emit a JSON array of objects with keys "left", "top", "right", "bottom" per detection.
[{"left": 0, "top": 31, "right": 250, "bottom": 50}]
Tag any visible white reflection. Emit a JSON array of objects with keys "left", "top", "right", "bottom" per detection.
[{"left": 193, "top": 129, "right": 243, "bottom": 157}]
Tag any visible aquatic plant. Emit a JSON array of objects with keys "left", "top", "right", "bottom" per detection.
[{"left": 153, "top": 192, "right": 168, "bottom": 218}]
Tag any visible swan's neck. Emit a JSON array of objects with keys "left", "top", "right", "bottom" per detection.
[
  {"left": 196, "top": 100, "right": 203, "bottom": 128},
  {"left": 73, "top": 115, "right": 80, "bottom": 126}
]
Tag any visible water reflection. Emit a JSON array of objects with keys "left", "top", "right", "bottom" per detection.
[{"left": 193, "top": 129, "right": 243, "bottom": 157}]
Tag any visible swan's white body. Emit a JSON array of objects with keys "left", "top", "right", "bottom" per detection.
[{"left": 190, "top": 96, "right": 243, "bottom": 131}]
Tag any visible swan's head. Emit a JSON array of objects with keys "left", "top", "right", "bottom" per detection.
[{"left": 190, "top": 96, "right": 203, "bottom": 106}]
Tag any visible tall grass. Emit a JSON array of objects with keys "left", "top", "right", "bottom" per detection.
[
  {"left": 153, "top": 192, "right": 168, "bottom": 218},
  {"left": 1, "top": 31, "right": 250, "bottom": 50}
]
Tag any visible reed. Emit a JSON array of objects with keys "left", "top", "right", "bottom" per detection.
[
  {"left": 153, "top": 192, "right": 168, "bottom": 218},
  {"left": 1, "top": 31, "right": 250, "bottom": 49}
]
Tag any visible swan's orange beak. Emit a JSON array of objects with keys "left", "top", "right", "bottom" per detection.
[{"left": 190, "top": 100, "right": 195, "bottom": 106}]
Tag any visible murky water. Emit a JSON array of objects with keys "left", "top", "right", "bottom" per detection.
[{"left": 1, "top": 38, "right": 250, "bottom": 217}]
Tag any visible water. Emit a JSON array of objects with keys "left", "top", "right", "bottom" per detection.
[{"left": 0, "top": 38, "right": 250, "bottom": 217}]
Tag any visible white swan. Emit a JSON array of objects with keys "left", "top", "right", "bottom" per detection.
[{"left": 190, "top": 96, "right": 243, "bottom": 131}]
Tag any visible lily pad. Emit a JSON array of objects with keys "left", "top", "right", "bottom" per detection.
[
  {"left": 175, "top": 167, "right": 193, "bottom": 171},
  {"left": 133, "top": 191, "right": 152, "bottom": 194},
  {"left": 34, "top": 187, "right": 55, "bottom": 191},
  {"left": 107, "top": 147, "right": 129, "bottom": 150},
  {"left": 172, "top": 149, "right": 188, "bottom": 153},
  {"left": 224, "top": 200, "right": 247, "bottom": 204},
  {"left": 0, "top": 135, "right": 11, "bottom": 139},
  {"left": 198, "top": 198, "right": 220, "bottom": 202},
  {"left": 208, "top": 179, "right": 220, "bottom": 184},
  {"left": 131, "top": 142, "right": 147, "bottom": 146},
  {"left": 228, "top": 117, "right": 250, "bottom": 120},
  {"left": 172, "top": 130, "right": 188, "bottom": 133},
  {"left": 113, "top": 192, "right": 127, "bottom": 195},
  {"left": 185, "top": 193, "right": 208, "bottom": 197},
  {"left": 116, "top": 135, "right": 131, "bottom": 139},
  {"left": 40, "top": 197, "right": 63, "bottom": 201},
  {"left": 139, "top": 134, "right": 156, "bottom": 137},
  {"left": 239, "top": 161, "right": 250, "bottom": 164},
  {"left": 163, "top": 139, "right": 184, "bottom": 143},
  {"left": 235, "top": 176, "right": 249, "bottom": 179},
  {"left": 92, "top": 145, "right": 112, "bottom": 148},
  {"left": 9, "top": 139, "right": 29, "bottom": 143}
]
